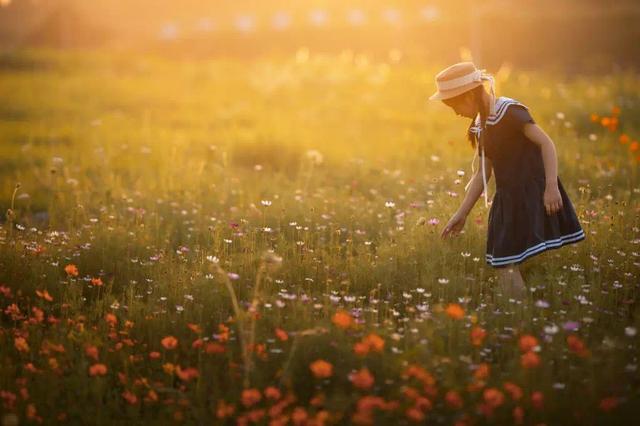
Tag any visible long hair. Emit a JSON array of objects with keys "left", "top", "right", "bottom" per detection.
[{"left": 463, "top": 85, "right": 489, "bottom": 150}]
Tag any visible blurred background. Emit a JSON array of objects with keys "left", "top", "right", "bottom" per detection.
[{"left": 1, "top": 0, "right": 639, "bottom": 72}]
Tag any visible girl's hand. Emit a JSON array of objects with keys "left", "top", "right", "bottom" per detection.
[
  {"left": 441, "top": 212, "right": 467, "bottom": 239},
  {"left": 544, "top": 184, "right": 563, "bottom": 215}
]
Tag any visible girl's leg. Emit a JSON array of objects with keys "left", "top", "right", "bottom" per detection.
[{"left": 497, "top": 264, "right": 527, "bottom": 298}]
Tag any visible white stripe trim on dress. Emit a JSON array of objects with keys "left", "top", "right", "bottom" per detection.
[
  {"left": 469, "top": 97, "right": 526, "bottom": 133},
  {"left": 485, "top": 229, "right": 585, "bottom": 266}
]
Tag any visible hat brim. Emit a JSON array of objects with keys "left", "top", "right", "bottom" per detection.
[{"left": 428, "top": 81, "right": 485, "bottom": 101}]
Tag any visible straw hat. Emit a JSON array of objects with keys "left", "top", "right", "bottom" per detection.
[{"left": 428, "top": 62, "right": 495, "bottom": 103}]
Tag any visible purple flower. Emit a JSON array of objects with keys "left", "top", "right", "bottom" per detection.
[
  {"left": 562, "top": 321, "right": 580, "bottom": 331},
  {"left": 227, "top": 272, "right": 240, "bottom": 280}
]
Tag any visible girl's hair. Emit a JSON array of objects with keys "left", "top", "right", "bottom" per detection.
[{"left": 459, "top": 85, "right": 489, "bottom": 150}]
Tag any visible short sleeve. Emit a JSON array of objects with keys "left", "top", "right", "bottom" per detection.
[{"left": 504, "top": 104, "right": 535, "bottom": 133}]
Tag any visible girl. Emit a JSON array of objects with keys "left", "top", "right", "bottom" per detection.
[{"left": 429, "top": 62, "right": 585, "bottom": 298}]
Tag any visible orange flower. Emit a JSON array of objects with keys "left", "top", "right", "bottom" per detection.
[
  {"left": 405, "top": 407, "right": 425, "bottom": 422},
  {"left": 566, "top": 334, "right": 589, "bottom": 357},
  {"left": 85, "top": 345, "right": 99, "bottom": 361},
  {"left": 349, "top": 368, "right": 374, "bottom": 390},
  {"left": 531, "top": 391, "right": 544, "bottom": 409},
  {"left": 89, "top": 363, "right": 107, "bottom": 376},
  {"left": 149, "top": 351, "right": 161, "bottom": 359},
  {"left": 64, "top": 264, "right": 79, "bottom": 277},
  {"left": 205, "top": 342, "right": 225, "bottom": 354},
  {"left": 161, "top": 335, "right": 178, "bottom": 350},
  {"left": 176, "top": 366, "right": 199, "bottom": 382},
  {"left": 474, "top": 363, "right": 490, "bottom": 380},
  {"left": 470, "top": 326, "right": 487, "bottom": 346},
  {"left": 216, "top": 400, "right": 235, "bottom": 418},
  {"left": 503, "top": 382, "right": 523, "bottom": 401},
  {"left": 14, "top": 337, "right": 29, "bottom": 353},
  {"left": 483, "top": 388, "right": 505, "bottom": 408},
  {"left": 122, "top": 390, "right": 138, "bottom": 405},
  {"left": 518, "top": 334, "right": 539, "bottom": 352},
  {"left": 187, "top": 323, "right": 202, "bottom": 334},
  {"left": 332, "top": 310, "right": 354, "bottom": 329},
  {"left": 600, "top": 117, "right": 611, "bottom": 127},
  {"left": 445, "top": 303, "right": 465, "bottom": 320},
  {"left": 105, "top": 313, "right": 117, "bottom": 327},
  {"left": 264, "top": 386, "right": 281, "bottom": 400},
  {"left": 445, "top": 390, "right": 463, "bottom": 409},
  {"left": 35, "top": 289, "right": 53, "bottom": 302},
  {"left": 590, "top": 113, "right": 599, "bottom": 123},
  {"left": 520, "top": 351, "right": 540, "bottom": 368},
  {"left": 619, "top": 134, "right": 630, "bottom": 144},
  {"left": 241, "top": 388, "right": 262, "bottom": 407},
  {"left": 310, "top": 359, "right": 333, "bottom": 379},
  {"left": 274, "top": 327, "right": 288, "bottom": 341},
  {"left": 363, "top": 333, "right": 385, "bottom": 352},
  {"left": 629, "top": 141, "right": 639, "bottom": 152},
  {"left": 162, "top": 363, "right": 175, "bottom": 375},
  {"left": 353, "top": 341, "right": 370, "bottom": 357},
  {"left": 90, "top": 277, "right": 103, "bottom": 287},
  {"left": 611, "top": 105, "right": 621, "bottom": 116}
]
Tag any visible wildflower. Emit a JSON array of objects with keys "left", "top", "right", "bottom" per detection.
[
  {"left": 187, "top": 323, "right": 202, "bottom": 334},
  {"left": 444, "top": 390, "right": 463, "bottom": 409},
  {"left": 241, "top": 388, "right": 262, "bottom": 407},
  {"left": 483, "top": 388, "right": 505, "bottom": 408},
  {"left": 363, "top": 333, "right": 384, "bottom": 352},
  {"left": 4, "top": 303, "right": 22, "bottom": 320},
  {"left": 14, "top": 337, "right": 29, "bottom": 353},
  {"left": 566, "top": 334, "right": 589, "bottom": 357},
  {"left": 122, "top": 390, "right": 138, "bottom": 405},
  {"left": 161, "top": 336, "right": 178, "bottom": 350},
  {"left": 520, "top": 351, "right": 540, "bottom": 368},
  {"left": 470, "top": 326, "right": 487, "bottom": 346},
  {"left": 176, "top": 366, "right": 199, "bottom": 382},
  {"left": 518, "top": 334, "right": 539, "bottom": 352},
  {"left": 35, "top": 289, "right": 53, "bottom": 301},
  {"left": 474, "top": 363, "right": 490, "bottom": 380},
  {"left": 264, "top": 386, "right": 281, "bottom": 400},
  {"left": 149, "top": 351, "right": 161, "bottom": 359},
  {"left": 630, "top": 141, "right": 639, "bottom": 152},
  {"left": 162, "top": 363, "right": 175, "bottom": 375},
  {"left": 349, "top": 368, "right": 374, "bottom": 390},
  {"left": 531, "top": 391, "right": 544, "bottom": 409},
  {"left": 205, "top": 342, "right": 225, "bottom": 354},
  {"left": 274, "top": 327, "right": 288, "bottom": 341},
  {"left": 445, "top": 303, "right": 464, "bottom": 320},
  {"left": 332, "top": 310, "right": 354, "bottom": 329},
  {"left": 625, "top": 326, "right": 637, "bottom": 337},
  {"left": 89, "top": 364, "right": 107, "bottom": 376},
  {"left": 619, "top": 134, "right": 630, "bottom": 144},
  {"left": 310, "top": 359, "right": 333, "bottom": 379},
  {"left": 216, "top": 400, "right": 235, "bottom": 418},
  {"left": 105, "top": 313, "right": 117, "bottom": 327},
  {"left": 90, "top": 277, "right": 103, "bottom": 287},
  {"left": 64, "top": 264, "right": 79, "bottom": 277},
  {"left": 428, "top": 218, "right": 440, "bottom": 225},
  {"left": 85, "top": 345, "right": 99, "bottom": 361},
  {"left": 405, "top": 407, "right": 425, "bottom": 422},
  {"left": 503, "top": 382, "right": 523, "bottom": 401}
]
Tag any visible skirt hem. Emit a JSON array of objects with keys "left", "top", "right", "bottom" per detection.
[{"left": 485, "top": 229, "right": 585, "bottom": 268}]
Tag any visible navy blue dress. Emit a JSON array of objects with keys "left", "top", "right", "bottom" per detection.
[{"left": 469, "top": 97, "right": 585, "bottom": 268}]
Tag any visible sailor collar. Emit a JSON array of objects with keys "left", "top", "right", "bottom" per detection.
[{"left": 470, "top": 96, "right": 527, "bottom": 134}]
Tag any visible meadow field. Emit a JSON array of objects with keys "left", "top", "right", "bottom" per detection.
[{"left": 0, "top": 49, "right": 639, "bottom": 425}]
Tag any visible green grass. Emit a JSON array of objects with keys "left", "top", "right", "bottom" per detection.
[{"left": 0, "top": 48, "right": 639, "bottom": 425}]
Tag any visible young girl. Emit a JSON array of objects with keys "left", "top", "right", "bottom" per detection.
[{"left": 429, "top": 62, "right": 585, "bottom": 298}]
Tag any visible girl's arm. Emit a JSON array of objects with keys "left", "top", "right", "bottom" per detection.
[
  {"left": 441, "top": 156, "right": 493, "bottom": 238},
  {"left": 457, "top": 158, "right": 493, "bottom": 217},
  {"left": 523, "top": 123, "right": 563, "bottom": 215}
]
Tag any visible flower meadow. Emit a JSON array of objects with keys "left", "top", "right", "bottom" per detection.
[{"left": 0, "top": 50, "right": 639, "bottom": 425}]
